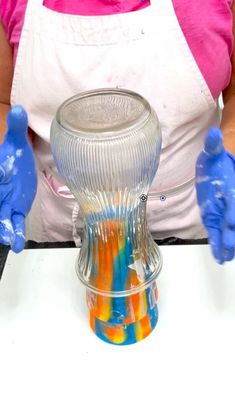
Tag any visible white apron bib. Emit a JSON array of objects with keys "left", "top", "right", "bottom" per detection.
[{"left": 11, "top": 0, "right": 220, "bottom": 242}]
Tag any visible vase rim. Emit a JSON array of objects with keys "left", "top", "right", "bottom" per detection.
[{"left": 55, "top": 88, "right": 154, "bottom": 139}]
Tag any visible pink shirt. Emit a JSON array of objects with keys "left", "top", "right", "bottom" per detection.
[{"left": 0, "top": 0, "right": 233, "bottom": 99}]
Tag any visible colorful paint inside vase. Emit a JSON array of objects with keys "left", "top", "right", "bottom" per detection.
[
  {"left": 84, "top": 218, "right": 159, "bottom": 345},
  {"left": 87, "top": 283, "right": 158, "bottom": 345}
]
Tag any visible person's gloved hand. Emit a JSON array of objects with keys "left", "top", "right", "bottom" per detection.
[
  {"left": 196, "top": 127, "right": 235, "bottom": 264},
  {"left": 0, "top": 105, "right": 37, "bottom": 253}
]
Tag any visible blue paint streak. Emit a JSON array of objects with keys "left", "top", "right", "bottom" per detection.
[{"left": 93, "top": 305, "right": 158, "bottom": 346}]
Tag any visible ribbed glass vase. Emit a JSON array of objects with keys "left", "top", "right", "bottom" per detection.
[{"left": 50, "top": 88, "right": 162, "bottom": 345}]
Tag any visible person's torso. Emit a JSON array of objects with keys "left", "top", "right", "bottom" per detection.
[
  {"left": 1, "top": 0, "right": 233, "bottom": 98},
  {"left": 1, "top": 0, "right": 232, "bottom": 238},
  {"left": 9, "top": 0, "right": 222, "bottom": 195}
]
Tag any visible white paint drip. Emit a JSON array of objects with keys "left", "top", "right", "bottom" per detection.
[
  {"left": 1, "top": 219, "right": 14, "bottom": 234},
  {"left": 0, "top": 219, "right": 14, "bottom": 245},
  {"left": 211, "top": 180, "right": 224, "bottom": 186},
  {"left": 203, "top": 149, "right": 211, "bottom": 157},
  {"left": 231, "top": 188, "right": 235, "bottom": 198},
  {"left": 129, "top": 259, "right": 145, "bottom": 281},
  {"left": 0, "top": 156, "right": 17, "bottom": 178},
  {"left": 16, "top": 149, "right": 23, "bottom": 158},
  {"left": 15, "top": 231, "right": 25, "bottom": 240},
  {"left": 200, "top": 199, "right": 212, "bottom": 215},
  {"left": 215, "top": 191, "right": 223, "bottom": 199},
  {"left": 196, "top": 175, "right": 210, "bottom": 184},
  {"left": 4, "top": 156, "right": 15, "bottom": 173},
  {"left": 2, "top": 235, "right": 11, "bottom": 244}
]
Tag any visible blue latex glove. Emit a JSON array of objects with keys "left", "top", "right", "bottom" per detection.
[
  {"left": 0, "top": 105, "right": 37, "bottom": 253},
  {"left": 196, "top": 127, "right": 235, "bottom": 264}
]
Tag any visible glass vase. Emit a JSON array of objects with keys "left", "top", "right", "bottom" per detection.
[{"left": 50, "top": 88, "right": 162, "bottom": 345}]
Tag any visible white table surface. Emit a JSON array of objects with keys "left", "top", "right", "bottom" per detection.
[{"left": 0, "top": 245, "right": 235, "bottom": 394}]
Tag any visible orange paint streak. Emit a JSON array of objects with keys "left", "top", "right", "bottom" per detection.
[
  {"left": 104, "top": 325, "right": 126, "bottom": 344},
  {"left": 125, "top": 292, "right": 141, "bottom": 324},
  {"left": 95, "top": 295, "right": 111, "bottom": 321},
  {"left": 89, "top": 310, "right": 96, "bottom": 333},
  {"left": 139, "top": 314, "right": 152, "bottom": 338},
  {"left": 128, "top": 266, "right": 141, "bottom": 287},
  {"left": 135, "top": 314, "right": 152, "bottom": 342},
  {"left": 86, "top": 219, "right": 159, "bottom": 344}
]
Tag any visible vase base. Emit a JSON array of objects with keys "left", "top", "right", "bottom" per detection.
[{"left": 89, "top": 305, "right": 158, "bottom": 345}]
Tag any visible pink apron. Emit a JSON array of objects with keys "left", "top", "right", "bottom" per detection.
[{"left": 11, "top": 0, "right": 221, "bottom": 243}]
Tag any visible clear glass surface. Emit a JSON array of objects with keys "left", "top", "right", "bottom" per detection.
[{"left": 51, "top": 88, "right": 162, "bottom": 297}]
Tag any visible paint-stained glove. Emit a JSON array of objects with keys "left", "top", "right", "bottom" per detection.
[
  {"left": 196, "top": 127, "right": 235, "bottom": 264},
  {"left": 0, "top": 106, "right": 37, "bottom": 253}
]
